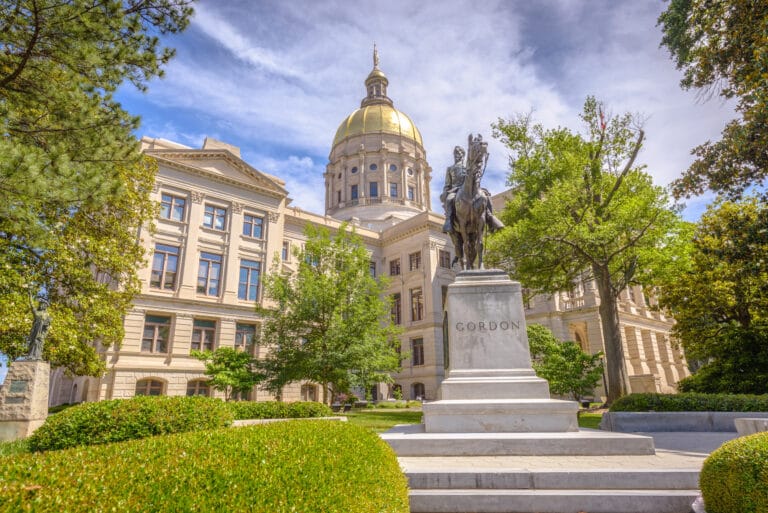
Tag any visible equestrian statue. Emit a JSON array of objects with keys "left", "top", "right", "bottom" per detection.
[{"left": 441, "top": 134, "right": 504, "bottom": 270}]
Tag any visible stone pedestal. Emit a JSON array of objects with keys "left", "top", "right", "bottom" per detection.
[
  {"left": 0, "top": 360, "right": 49, "bottom": 441},
  {"left": 423, "top": 270, "right": 578, "bottom": 433}
]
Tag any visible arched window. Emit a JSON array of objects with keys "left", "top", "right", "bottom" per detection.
[
  {"left": 135, "top": 378, "right": 165, "bottom": 396},
  {"left": 301, "top": 384, "right": 317, "bottom": 402},
  {"left": 186, "top": 379, "right": 210, "bottom": 397},
  {"left": 412, "top": 382, "right": 425, "bottom": 401}
]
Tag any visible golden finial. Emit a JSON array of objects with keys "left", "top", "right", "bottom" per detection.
[{"left": 373, "top": 43, "right": 379, "bottom": 69}]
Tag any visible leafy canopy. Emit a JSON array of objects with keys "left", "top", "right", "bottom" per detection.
[
  {"left": 659, "top": 0, "right": 768, "bottom": 198},
  {"left": 192, "top": 348, "right": 261, "bottom": 402},
  {"left": 257, "top": 224, "right": 402, "bottom": 404},
  {"left": 488, "top": 97, "right": 683, "bottom": 402},
  {"left": 0, "top": 1, "right": 193, "bottom": 373},
  {"left": 659, "top": 197, "right": 768, "bottom": 394},
  {"left": 527, "top": 324, "right": 603, "bottom": 402}
]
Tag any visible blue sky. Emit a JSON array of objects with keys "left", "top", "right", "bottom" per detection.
[{"left": 116, "top": 1, "right": 735, "bottom": 221}]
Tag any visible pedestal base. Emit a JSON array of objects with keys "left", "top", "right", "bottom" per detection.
[
  {"left": 424, "top": 399, "right": 579, "bottom": 433},
  {"left": 0, "top": 360, "right": 49, "bottom": 441}
]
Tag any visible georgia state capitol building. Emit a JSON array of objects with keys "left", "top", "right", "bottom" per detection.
[{"left": 49, "top": 53, "right": 688, "bottom": 406}]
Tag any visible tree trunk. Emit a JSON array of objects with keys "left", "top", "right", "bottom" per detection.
[
  {"left": 593, "top": 264, "right": 630, "bottom": 404},
  {"left": 322, "top": 382, "right": 329, "bottom": 405}
]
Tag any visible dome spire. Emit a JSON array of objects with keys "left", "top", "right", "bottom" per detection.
[{"left": 362, "top": 45, "right": 392, "bottom": 107}]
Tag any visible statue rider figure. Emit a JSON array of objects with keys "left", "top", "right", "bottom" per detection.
[
  {"left": 441, "top": 144, "right": 504, "bottom": 234},
  {"left": 27, "top": 299, "right": 50, "bottom": 361}
]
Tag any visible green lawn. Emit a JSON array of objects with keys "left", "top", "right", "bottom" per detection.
[
  {"left": 578, "top": 412, "right": 603, "bottom": 429},
  {"left": 344, "top": 409, "right": 423, "bottom": 432}
]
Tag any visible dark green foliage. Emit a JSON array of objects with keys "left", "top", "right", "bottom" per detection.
[
  {"left": 700, "top": 432, "right": 768, "bottom": 513},
  {"left": 0, "top": 0, "right": 193, "bottom": 374},
  {"left": 610, "top": 393, "right": 768, "bottom": 412},
  {"left": 227, "top": 401, "right": 333, "bottom": 420},
  {"left": 27, "top": 396, "right": 233, "bottom": 452},
  {"left": 0, "top": 421, "right": 410, "bottom": 513},
  {"left": 659, "top": 198, "right": 768, "bottom": 395},
  {"left": 659, "top": 0, "right": 768, "bottom": 199}
]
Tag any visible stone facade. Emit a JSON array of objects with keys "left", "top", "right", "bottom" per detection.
[{"left": 48, "top": 53, "right": 687, "bottom": 406}]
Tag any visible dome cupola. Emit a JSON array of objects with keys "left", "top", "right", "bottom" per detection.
[{"left": 325, "top": 48, "right": 432, "bottom": 229}]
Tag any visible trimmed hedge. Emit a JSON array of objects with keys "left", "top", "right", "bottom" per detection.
[
  {"left": 27, "top": 396, "right": 233, "bottom": 452},
  {"left": 609, "top": 393, "right": 768, "bottom": 412},
  {"left": 700, "top": 432, "right": 768, "bottom": 513},
  {"left": 1, "top": 421, "right": 409, "bottom": 513},
  {"left": 227, "top": 400, "right": 333, "bottom": 420}
]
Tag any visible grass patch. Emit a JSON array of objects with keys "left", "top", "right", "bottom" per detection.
[
  {"left": 345, "top": 409, "right": 422, "bottom": 432},
  {"left": 0, "top": 439, "right": 29, "bottom": 458},
  {"left": 578, "top": 412, "right": 603, "bottom": 429}
]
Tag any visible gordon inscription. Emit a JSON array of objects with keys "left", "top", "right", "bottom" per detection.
[{"left": 455, "top": 320, "right": 520, "bottom": 332}]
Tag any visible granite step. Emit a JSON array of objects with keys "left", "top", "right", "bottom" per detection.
[
  {"left": 409, "top": 488, "right": 699, "bottom": 513},
  {"left": 406, "top": 468, "right": 700, "bottom": 490}
]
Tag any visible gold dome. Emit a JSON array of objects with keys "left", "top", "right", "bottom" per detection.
[{"left": 332, "top": 104, "right": 423, "bottom": 147}]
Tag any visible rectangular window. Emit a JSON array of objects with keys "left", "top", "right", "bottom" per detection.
[
  {"left": 191, "top": 319, "right": 216, "bottom": 351},
  {"left": 238, "top": 259, "right": 261, "bottom": 301},
  {"left": 370, "top": 181, "right": 378, "bottom": 197},
  {"left": 235, "top": 323, "right": 257, "bottom": 354},
  {"left": 282, "top": 241, "right": 290, "bottom": 261},
  {"left": 160, "top": 193, "right": 186, "bottom": 222},
  {"left": 197, "top": 252, "right": 222, "bottom": 296},
  {"left": 408, "top": 186, "right": 415, "bottom": 201},
  {"left": 337, "top": 190, "right": 341, "bottom": 203},
  {"left": 438, "top": 249, "right": 451, "bottom": 269},
  {"left": 141, "top": 315, "right": 170, "bottom": 353},
  {"left": 389, "top": 258, "right": 401, "bottom": 276},
  {"left": 151, "top": 244, "right": 180, "bottom": 290},
  {"left": 243, "top": 214, "right": 264, "bottom": 239},
  {"left": 351, "top": 184, "right": 358, "bottom": 200},
  {"left": 411, "top": 287, "right": 424, "bottom": 321},
  {"left": 412, "top": 338, "right": 424, "bottom": 366},
  {"left": 369, "top": 260, "right": 376, "bottom": 277},
  {"left": 203, "top": 204, "right": 227, "bottom": 230},
  {"left": 390, "top": 183, "right": 398, "bottom": 198},
  {"left": 391, "top": 293, "right": 401, "bottom": 325},
  {"left": 409, "top": 251, "right": 421, "bottom": 271}
]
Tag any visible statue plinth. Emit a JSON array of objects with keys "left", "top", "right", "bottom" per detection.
[
  {"left": 0, "top": 360, "right": 49, "bottom": 440},
  {"left": 423, "top": 270, "right": 578, "bottom": 433}
]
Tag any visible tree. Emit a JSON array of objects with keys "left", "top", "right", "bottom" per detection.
[
  {"left": 487, "top": 97, "right": 684, "bottom": 403},
  {"left": 192, "top": 348, "right": 261, "bottom": 402},
  {"left": 257, "top": 224, "right": 402, "bottom": 404},
  {"left": 0, "top": 1, "right": 193, "bottom": 373},
  {"left": 659, "top": 0, "right": 768, "bottom": 199},
  {"left": 527, "top": 325, "right": 604, "bottom": 403},
  {"left": 659, "top": 197, "right": 768, "bottom": 394}
]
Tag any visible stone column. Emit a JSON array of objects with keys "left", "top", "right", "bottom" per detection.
[{"left": 0, "top": 360, "right": 50, "bottom": 441}]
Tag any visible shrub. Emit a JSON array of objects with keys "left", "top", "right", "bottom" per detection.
[
  {"left": 227, "top": 401, "right": 332, "bottom": 420},
  {"left": 27, "top": 395, "right": 233, "bottom": 452},
  {"left": 700, "top": 432, "right": 768, "bottom": 513},
  {"left": 0, "top": 421, "right": 409, "bottom": 513},
  {"left": 609, "top": 393, "right": 768, "bottom": 412}
]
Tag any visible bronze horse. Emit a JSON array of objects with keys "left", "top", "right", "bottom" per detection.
[{"left": 449, "top": 135, "right": 489, "bottom": 270}]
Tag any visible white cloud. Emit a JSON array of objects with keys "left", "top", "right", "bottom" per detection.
[{"left": 127, "top": 0, "right": 735, "bottom": 222}]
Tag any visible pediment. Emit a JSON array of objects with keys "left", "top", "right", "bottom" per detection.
[{"left": 147, "top": 149, "right": 288, "bottom": 198}]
